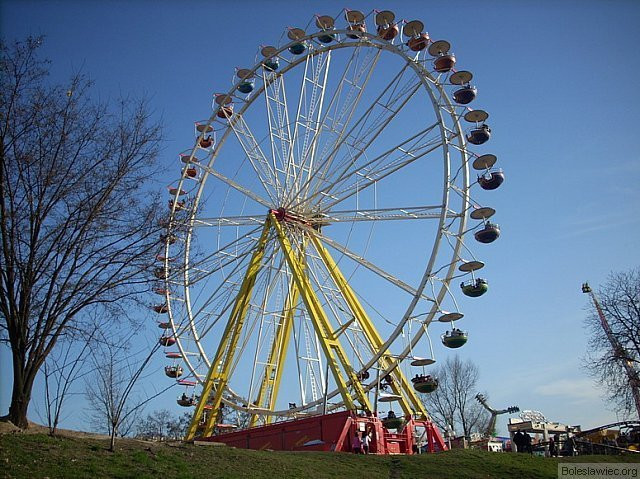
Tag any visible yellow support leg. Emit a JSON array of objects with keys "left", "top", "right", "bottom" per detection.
[
  {"left": 186, "top": 220, "right": 271, "bottom": 440},
  {"left": 309, "top": 233, "right": 429, "bottom": 420},
  {"left": 271, "top": 214, "right": 372, "bottom": 413},
  {"left": 249, "top": 280, "right": 299, "bottom": 427}
]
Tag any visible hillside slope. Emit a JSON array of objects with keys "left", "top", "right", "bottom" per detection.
[{"left": 1, "top": 433, "right": 638, "bottom": 479}]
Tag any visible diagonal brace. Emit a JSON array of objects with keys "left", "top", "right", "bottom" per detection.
[
  {"left": 271, "top": 213, "right": 372, "bottom": 413},
  {"left": 186, "top": 219, "right": 271, "bottom": 440},
  {"left": 309, "top": 232, "right": 429, "bottom": 420}
]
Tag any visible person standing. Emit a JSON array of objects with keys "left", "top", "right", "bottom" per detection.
[
  {"left": 352, "top": 431, "right": 362, "bottom": 454},
  {"left": 566, "top": 434, "right": 577, "bottom": 456},
  {"left": 549, "top": 436, "right": 556, "bottom": 457},
  {"left": 362, "top": 431, "right": 371, "bottom": 454},
  {"left": 513, "top": 431, "right": 524, "bottom": 453}
]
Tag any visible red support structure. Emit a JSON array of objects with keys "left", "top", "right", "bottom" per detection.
[{"left": 196, "top": 411, "right": 447, "bottom": 454}]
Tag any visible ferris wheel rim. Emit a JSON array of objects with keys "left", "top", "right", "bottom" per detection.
[{"left": 163, "top": 19, "right": 477, "bottom": 419}]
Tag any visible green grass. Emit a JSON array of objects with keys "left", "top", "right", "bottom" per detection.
[{"left": 1, "top": 434, "right": 638, "bottom": 479}]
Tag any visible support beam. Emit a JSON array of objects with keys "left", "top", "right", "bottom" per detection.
[
  {"left": 186, "top": 220, "right": 272, "bottom": 440},
  {"left": 271, "top": 213, "right": 372, "bottom": 413},
  {"left": 309, "top": 233, "right": 429, "bottom": 419},
  {"left": 249, "top": 279, "right": 300, "bottom": 427}
]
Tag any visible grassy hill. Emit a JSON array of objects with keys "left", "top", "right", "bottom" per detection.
[{"left": 1, "top": 432, "right": 638, "bottom": 479}]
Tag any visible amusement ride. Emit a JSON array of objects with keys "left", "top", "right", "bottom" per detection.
[{"left": 153, "top": 8, "right": 504, "bottom": 452}]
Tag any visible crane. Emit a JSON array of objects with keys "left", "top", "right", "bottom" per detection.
[
  {"left": 475, "top": 393, "right": 519, "bottom": 437},
  {"left": 582, "top": 282, "right": 640, "bottom": 419}
]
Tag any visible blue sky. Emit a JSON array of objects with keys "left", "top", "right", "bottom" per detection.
[{"left": 1, "top": 0, "right": 639, "bottom": 436}]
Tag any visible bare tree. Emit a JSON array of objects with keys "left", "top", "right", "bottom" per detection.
[
  {"left": 420, "top": 355, "right": 489, "bottom": 437},
  {"left": 0, "top": 37, "right": 163, "bottom": 428},
  {"left": 40, "top": 325, "right": 98, "bottom": 435},
  {"left": 584, "top": 267, "right": 640, "bottom": 418},
  {"left": 136, "top": 409, "right": 174, "bottom": 440},
  {"left": 136, "top": 409, "right": 191, "bottom": 441},
  {"left": 84, "top": 332, "right": 169, "bottom": 451}
]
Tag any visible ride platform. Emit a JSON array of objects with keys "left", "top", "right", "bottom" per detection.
[{"left": 195, "top": 410, "right": 447, "bottom": 454}]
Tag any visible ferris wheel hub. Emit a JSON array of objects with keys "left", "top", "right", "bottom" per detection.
[{"left": 269, "top": 207, "right": 329, "bottom": 231}]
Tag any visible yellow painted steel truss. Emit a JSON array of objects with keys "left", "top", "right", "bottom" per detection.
[
  {"left": 248, "top": 267, "right": 299, "bottom": 427},
  {"left": 309, "top": 234, "right": 429, "bottom": 420},
  {"left": 185, "top": 220, "right": 271, "bottom": 440},
  {"left": 186, "top": 212, "right": 427, "bottom": 440},
  {"left": 271, "top": 214, "right": 372, "bottom": 413}
]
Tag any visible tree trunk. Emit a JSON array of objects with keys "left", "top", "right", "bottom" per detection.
[
  {"left": 7, "top": 350, "right": 35, "bottom": 429},
  {"left": 109, "top": 425, "right": 117, "bottom": 452}
]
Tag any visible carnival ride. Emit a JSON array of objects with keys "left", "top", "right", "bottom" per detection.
[
  {"left": 576, "top": 421, "right": 640, "bottom": 453},
  {"left": 153, "top": 8, "right": 504, "bottom": 452},
  {"left": 475, "top": 393, "right": 519, "bottom": 437},
  {"left": 582, "top": 282, "right": 640, "bottom": 419}
]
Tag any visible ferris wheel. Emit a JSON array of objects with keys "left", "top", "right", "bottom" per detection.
[{"left": 154, "top": 8, "right": 504, "bottom": 439}]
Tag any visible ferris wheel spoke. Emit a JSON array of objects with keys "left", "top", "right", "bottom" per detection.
[
  {"left": 195, "top": 241, "right": 284, "bottom": 362},
  {"left": 195, "top": 230, "right": 277, "bottom": 437},
  {"left": 291, "top": 64, "right": 423, "bottom": 210},
  {"left": 188, "top": 206, "right": 450, "bottom": 230},
  {"left": 191, "top": 214, "right": 266, "bottom": 228},
  {"left": 187, "top": 267, "right": 254, "bottom": 343},
  {"left": 305, "top": 238, "right": 423, "bottom": 415},
  {"left": 296, "top": 47, "right": 383, "bottom": 204},
  {"left": 304, "top": 251, "right": 398, "bottom": 404},
  {"left": 312, "top": 230, "right": 436, "bottom": 304},
  {"left": 194, "top": 234, "right": 280, "bottom": 321},
  {"left": 282, "top": 51, "right": 332, "bottom": 206},
  {"left": 185, "top": 228, "right": 263, "bottom": 286},
  {"left": 317, "top": 126, "right": 454, "bottom": 211},
  {"left": 315, "top": 60, "right": 417, "bottom": 181},
  {"left": 226, "top": 114, "right": 284, "bottom": 204},
  {"left": 189, "top": 255, "right": 283, "bottom": 392},
  {"left": 316, "top": 205, "right": 453, "bottom": 223},
  {"left": 249, "top": 268, "right": 298, "bottom": 425},
  {"left": 303, "top": 251, "right": 368, "bottom": 381},
  {"left": 264, "top": 70, "right": 294, "bottom": 203},
  {"left": 199, "top": 163, "right": 272, "bottom": 209},
  {"left": 307, "top": 262, "right": 363, "bottom": 356},
  {"left": 291, "top": 47, "right": 383, "bottom": 204},
  {"left": 184, "top": 234, "right": 275, "bottom": 345},
  {"left": 271, "top": 216, "right": 372, "bottom": 410}
]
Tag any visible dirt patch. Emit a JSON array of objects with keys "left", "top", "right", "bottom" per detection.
[{"left": 0, "top": 419, "right": 21, "bottom": 435}]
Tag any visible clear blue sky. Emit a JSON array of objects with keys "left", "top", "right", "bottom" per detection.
[{"left": 1, "top": 0, "right": 639, "bottom": 436}]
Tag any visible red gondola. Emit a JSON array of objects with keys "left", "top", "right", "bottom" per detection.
[
  {"left": 199, "top": 136, "right": 213, "bottom": 148},
  {"left": 377, "top": 24, "right": 398, "bottom": 40},
  {"left": 408, "top": 33, "right": 429, "bottom": 51},
  {"left": 159, "top": 336, "right": 176, "bottom": 347},
  {"left": 453, "top": 86, "right": 477, "bottom": 105},
  {"left": 153, "top": 304, "right": 168, "bottom": 314}
]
